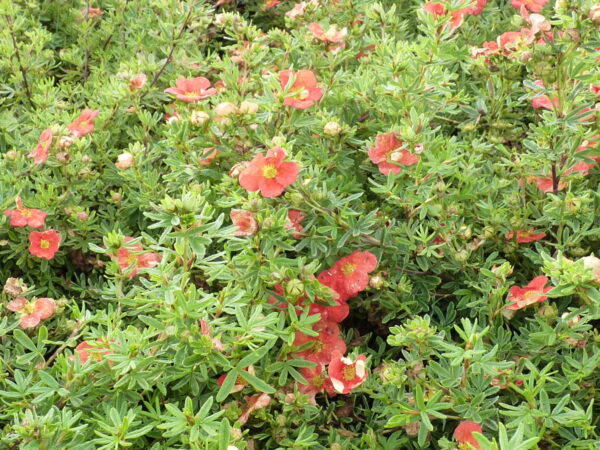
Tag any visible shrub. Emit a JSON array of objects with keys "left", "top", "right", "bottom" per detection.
[{"left": 1, "top": 0, "right": 599, "bottom": 448}]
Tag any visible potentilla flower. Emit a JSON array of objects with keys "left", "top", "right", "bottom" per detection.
[
  {"left": 564, "top": 140, "right": 600, "bottom": 176},
  {"left": 28, "top": 230, "right": 61, "bottom": 260},
  {"left": 308, "top": 23, "right": 347, "bottom": 43},
  {"left": 116, "top": 237, "right": 160, "bottom": 278},
  {"left": 308, "top": 296, "right": 350, "bottom": 323},
  {"left": 464, "top": 0, "right": 487, "bottom": 15},
  {"left": 70, "top": 338, "right": 113, "bottom": 364},
  {"left": 298, "top": 363, "right": 336, "bottom": 404},
  {"left": 506, "top": 275, "right": 552, "bottom": 310},
  {"left": 286, "top": 2, "right": 307, "bottom": 17},
  {"left": 511, "top": 0, "right": 547, "bottom": 13},
  {"left": 27, "top": 128, "right": 53, "bottom": 165},
  {"left": 4, "top": 196, "right": 47, "bottom": 228},
  {"left": 293, "top": 320, "right": 347, "bottom": 364},
  {"left": 238, "top": 146, "right": 299, "bottom": 198},
  {"left": 497, "top": 29, "right": 534, "bottom": 54},
  {"left": 68, "top": 109, "right": 99, "bottom": 138},
  {"left": 368, "top": 133, "right": 419, "bottom": 176},
  {"left": 582, "top": 255, "right": 600, "bottom": 284},
  {"left": 164, "top": 76, "right": 217, "bottom": 102},
  {"left": 531, "top": 176, "right": 566, "bottom": 193},
  {"left": 7, "top": 296, "right": 55, "bottom": 329},
  {"left": 328, "top": 351, "right": 368, "bottom": 394},
  {"left": 80, "top": 7, "right": 103, "bottom": 18},
  {"left": 423, "top": 2, "right": 465, "bottom": 29},
  {"left": 115, "top": 152, "right": 134, "bottom": 170},
  {"left": 129, "top": 73, "right": 147, "bottom": 91},
  {"left": 285, "top": 209, "right": 305, "bottom": 238},
  {"left": 505, "top": 228, "right": 546, "bottom": 243},
  {"left": 230, "top": 209, "right": 258, "bottom": 236},
  {"left": 454, "top": 421, "right": 483, "bottom": 450},
  {"left": 592, "top": 84, "right": 600, "bottom": 95},
  {"left": 239, "top": 393, "right": 271, "bottom": 425},
  {"left": 531, "top": 80, "right": 559, "bottom": 110},
  {"left": 279, "top": 70, "right": 323, "bottom": 109}
]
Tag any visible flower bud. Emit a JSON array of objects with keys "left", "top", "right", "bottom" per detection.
[
  {"left": 81, "top": 155, "right": 91, "bottom": 163},
  {"left": 271, "top": 136, "right": 286, "bottom": 147},
  {"left": 215, "top": 102, "right": 237, "bottom": 116},
  {"left": 4, "top": 277, "right": 27, "bottom": 297},
  {"left": 198, "top": 147, "right": 218, "bottom": 166},
  {"left": 239, "top": 100, "right": 259, "bottom": 114},
  {"left": 454, "top": 249, "right": 469, "bottom": 263},
  {"left": 190, "top": 110, "right": 210, "bottom": 126},
  {"left": 538, "top": 303, "right": 557, "bottom": 319},
  {"left": 561, "top": 312, "right": 581, "bottom": 326},
  {"left": 581, "top": 255, "right": 600, "bottom": 283},
  {"left": 59, "top": 136, "right": 75, "bottom": 149},
  {"left": 369, "top": 274, "right": 384, "bottom": 289},
  {"left": 591, "top": 5, "right": 600, "bottom": 23},
  {"left": 5, "top": 150, "right": 17, "bottom": 160},
  {"left": 285, "top": 279, "right": 304, "bottom": 298},
  {"left": 115, "top": 152, "right": 134, "bottom": 170},
  {"left": 56, "top": 151, "right": 70, "bottom": 163},
  {"left": 77, "top": 212, "right": 89, "bottom": 221},
  {"left": 111, "top": 192, "right": 122, "bottom": 202},
  {"left": 229, "top": 161, "right": 249, "bottom": 178},
  {"left": 323, "top": 121, "right": 342, "bottom": 136}
]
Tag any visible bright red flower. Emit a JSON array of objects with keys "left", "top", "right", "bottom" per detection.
[
  {"left": 265, "top": 0, "right": 281, "bottom": 7},
  {"left": 239, "top": 146, "right": 299, "bottom": 198},
  {"left": 496, "top": 28, "right": 534, "bottom": 54},
  {"left": 164, "top": 76, "right": 216, "bottom": 102},
  {"left": 328, "top": 351, "right": 368, "bottom": 394},
  {"left": 308, "top": 297, "right": 350, "bottom": 323},
  {"left": 230, "top": 209, "right": 258, "bottom": 236},
  {"left": 286, "top": 209, "right": 305, "bottom": 238},
  {"left": 322, "top": 251, "right": 378, "bottom": 299},
  {"left": 27, "top": 128, "right": 53, "bottom": 165},
  {"left": 279, "top": 70, "right": 323, "bottom": 109},
  {"left": 308, "top": 23, "right": 347, "bottom": 43},
  {"left": 4, "top": 196, "right": 47, "bottom": 228},
  {"left": 294, "top": 320, "right": 347, "bottom": 364},
  {"left": 7, "top": 296, "right": 55, "bottom": 329},
  {"left": 116, "top": 237, "right": 160, "bottom": 278},
  {"left": 70, "top": 338, "right": 113, "bottom": 364},
  {"left": 368, "top": 133, "right": 419, "bottom": 176},
  {"left": 28, "top": 230, "right": 61, "bottom": 259},
  {"left": 505, "top": 228, "right": 546, "bottom": 243},
  {"left": 455, "top": 421, "right": 483, "bottom": 450},
  {"left": 298, "top": 363, "right": 336, "bottom": 404},
  {"left": 511, "top": 0, "right": 547, "bottom": 13},
  {"left": 507, "top": 275, "right": 552, "bottom": 310},
  {"left": 423, "top": 2, "right": 465, "bottom": 29},
  {"left": 68, "top": 109, "right": 99, "bottom": 138},
  {"left": 464, "top": 0, "right": 487, "bottom": 15},
  {"left": 592, "top": 85, "right": 600, "bottom": 95}
]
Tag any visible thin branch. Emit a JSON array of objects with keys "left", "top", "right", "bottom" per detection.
[
  {"left": 141, "top": 3, "right": 196, "bottom": 100},
  {"left": 4, "top": 14, "right": 35, "bottom": 108}
]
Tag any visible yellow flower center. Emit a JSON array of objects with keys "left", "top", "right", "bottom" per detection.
[
  {"left": 342, "top": 263, "right": 355, "bottom": 276},
  {"left": 23, "top": 302, "right": 35, "bottom": 314},
  {"left": 298, "top": 89, "right": 310, "bottom": 100},
  {"left": 262, "top": 164, "right": 278, "bottom": 179},
  {"left": 342, "top": 365, "right": 356, "bottom": 380},
  {"left": 21, "top": 209, "right": 32, "bottom": 217},
  {"left": 40, "top": 240, "right": 50, "bottom": 249}
]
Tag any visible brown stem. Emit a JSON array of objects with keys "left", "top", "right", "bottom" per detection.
[
  {"left": 41, "top": 320, "right": 86, "bottom": 369},
  {"left": 141, "top": 4, "right": 196, "bottom": 99},
  {"left": 4, "top": 14, "right": 35, "bottom": 108}
]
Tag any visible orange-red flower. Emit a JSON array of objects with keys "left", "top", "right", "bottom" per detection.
[
  {"left": 70, "top": 338, "right": 113, "bottom": 364},
  {"left": 286, "top": 2, "right": 307, "bottom": 18},
  {"left": 298, "top": 363, "right": 336, "bottom": 404},
  {"left": 239, "top": 393, "right": 271, "bottom": 425},
  {"left": 506, "top": 275, "right": 552, "bottom": 310},
  {"left": 230, "top": 209, "right": 258, "bottom": 236},
  {"left": 308, "top": 23, "right": 347, "bottom": 43},
  {"left": 454, "top": 421, "right": 483, "bottom": 450},
  {"left": 319, "top": 250, "right": 378, "bottom": 300},
  {"left": 164, "top": 76, "right": 216, "bottom": 102},
  {"left": 286, "top": 209, "right": 305, "bottom": 238},
  {"left": 423, "top": 2, "right": 466, "bottom": 29},
  {"left": 328, "top": 351, "right": 368, "bottom": 394},
  {"left": 511, "top": 0, "right": 547, "bottom": 13},
  {"left": 4, "top": 196, "right": 47, "bottom": 228},
  {"left": 129, "top": 73, "right": 147, "bottom": 91},
  {"left": 28, "top": 230, "right": 61, "bottom": 260},
  {"left": 28, "top": 128, "right": 53, "bottom": 165},
  {"left": 68, "top": 109, "right": 99, "bottom": 138},
  {"left": 531, "top": 176, "right": 566, "bottom": 193},
  {"left": 239, "top": 147, "right": 299, "bottom": 198},
  {"left": 293, "top": 320, "right": 347, "bottom": 365},
  {"left": 505, "top": 228, "right": 546, "bottom": 243},
  {"left": 116, "top": 237, "right": 160, "bottom": 278},
  {"left": 279, "top": 70, "right": 323, "bottom": 109},
  {"left": 368, "top": 133, "right": 419, "bottom": 176},
  {"left": 7, "top": 296, "right": 55, "bottom": 329},
  {"left": 531, "top": 80, "right": 559, "bottom": 111},
  {"left": 464, "top": 0, "right": 487, "bottom": 15}
]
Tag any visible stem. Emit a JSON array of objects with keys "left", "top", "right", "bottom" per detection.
[
  {"left": 41, "top": 320, "right": 86, "bottom": 369},
  {"left": 4, "top": 14, "right": 35, "bottom": 108}
]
